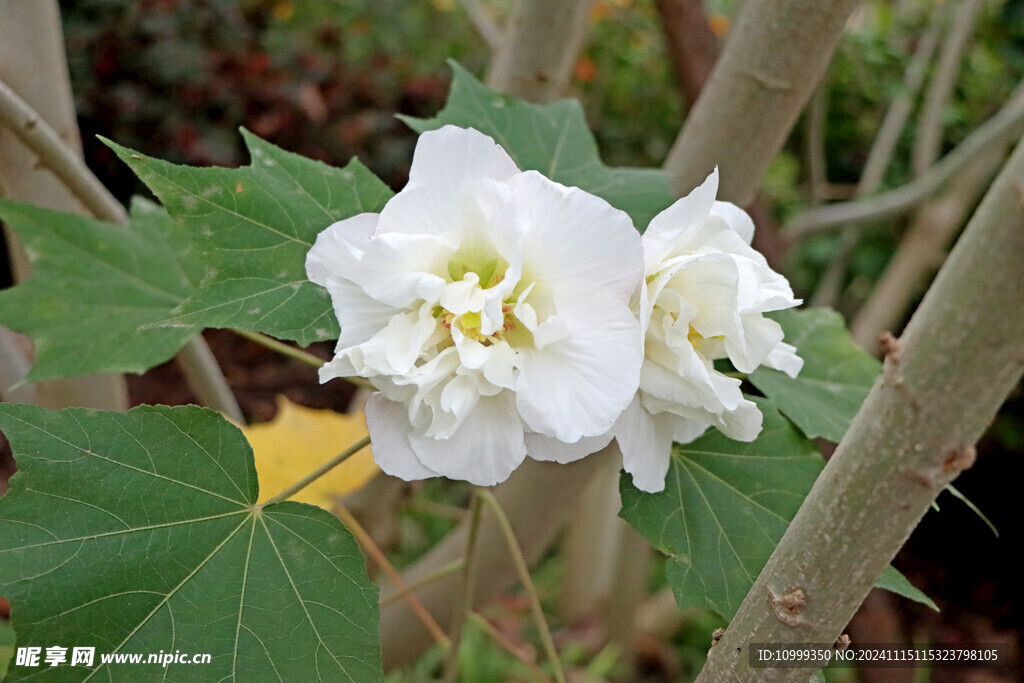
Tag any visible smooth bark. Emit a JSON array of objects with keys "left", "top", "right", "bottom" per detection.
[
  {"left": 663, "top": 0, "right": 862, "bottom": 205},
  {"left": 486, "top": 0, "right": 594, "bottom": 104}
]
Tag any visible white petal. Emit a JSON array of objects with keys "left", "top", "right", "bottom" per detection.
[
  {"left": 525, "top": 431, "right": 613, "bottom": 464},
  {"left": 666, "top": 413, "right": 710, "bottom": 444},
  {"left": 377, "top": 126, "right": 521, "bottom": 237},
  {"left": 365, "top": 393, "right": 440, "bottom": 481},
  {"left": 480, "top": 340, "right": 517, "bottom": 390},
  {"left": 516, "top": 282, "right": 643, "bottom": 442},
  {"left": 726, "top": 313, "right": 785, "bottom": 373},
  {"left": 766, "top": 341, "right": 803, "bottom": 378},
  {"left": 409, "top": 392, "right": 526, "bottom": 486},
  {"left": 321, "top": 277, "right": 397, "bottom": 351},
  {"left": 358, "top": 232, "right": 453, "bottom": 307},
  {"left": 512, "top": 171, "right": 644, "bottom": 302},
  {"left": 305, "top": 213, "right": 378, "bottom": 286},
  {"left": 439, "top": 273, "right": 484, "bottom": 314},
  {"left": 615, "top": 396, "right": 675, "bottom": 493},
  {"left": 643, "top": 169, "right": 718, "bottom": 269},
  {"left": 709, "top": 201, "right": 755, "bottom": 245},
  {"left": 664, "top": 253, "right": 740, "bottom": 340},
  {"left": 715, "top": 398, "right": 763, "bottom": 441}
]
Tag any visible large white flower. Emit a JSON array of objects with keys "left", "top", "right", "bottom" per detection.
[
  {"left": 306, "top": 125, "right": 644, "bottom": 486},
  {"left": 614, "top": 169, "right": 803, "bottom": 493}
]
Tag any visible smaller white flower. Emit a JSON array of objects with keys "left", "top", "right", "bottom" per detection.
[
  {"left": 307, "top": 125, "right": 644, "bottom": 487},
  {"left": 614, "top": 169, "right": 803, "bottom": 493}
]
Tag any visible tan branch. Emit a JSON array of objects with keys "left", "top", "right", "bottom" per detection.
[
  {"left": 787, "top": 83, "right": 1024, "bottom": 240},
  {"left": 486, "top": 0, "right": 595, "bottom": 103},
  {"left": 911, "top": 0, "right": 984, "bottom": 177},
  {"left": 696, "top": 132, "right": 1024, "bottom": 681},
  {"left": 662, "top": 0, "right": 862, "bottom": 205}
]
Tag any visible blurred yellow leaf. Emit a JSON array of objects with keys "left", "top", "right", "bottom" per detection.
[{"left": 243, "top": 396, "right": 378, "bottom": 506}]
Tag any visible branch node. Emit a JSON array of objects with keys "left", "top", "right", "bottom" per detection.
[
  {"left": 835, "top": 633, "right": 851, "bottom": 650},
  {"left": 901, "top": 466, "right": 938, "bottom": 489},
  {"left": 740, "top": 67, "right": 793, "bottom": 92},
  {"left": 769, "top": 587, "right": 807, "bottom": 626},
  {"left": 877, "top": 331, "right": 901, "bottom": 361},
  {"left": 942, "top": 444, "right": 977, "bottom": 475},
  {"left": 711, "top": 627, "right": 725, "bottom": 646}
]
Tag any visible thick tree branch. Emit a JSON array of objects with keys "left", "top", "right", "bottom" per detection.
[
  {"left": 787, "top": 84, "right": 1024, "bottom": 240},
  {"left": 486, "top": 0, "right": 595, "bottom": 104},
  {"left": 663, "top": 0, "right": 861, "bottom": 205},
  {"left": 696, "top": 132, "right": 1024, "bottom": 681}
]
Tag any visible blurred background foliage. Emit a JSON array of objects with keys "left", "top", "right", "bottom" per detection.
[{"left": 49, "top": 0, "right": 1024, "bottom": 679}]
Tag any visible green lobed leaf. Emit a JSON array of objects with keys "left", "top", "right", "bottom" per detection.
[
  {"left": 0, "top": 198, "right": 203, "bottom": 383},
  {"left": 620, "top": 400, "right": 824, "bottom": 618},
  {"left": 401, "top": 61, "right": 675, "bottom": 230},
  {"left": 105, "top": 130, "right": 393, "bottom": 345},
  {"left": 876, "top": 566, "right": 938, "bottom": 611},
  {"left": 749, "top": 308, "right": 881, "bottom": 442},
  {"left": 0, "top": 404, "right": 381, "bottom": 682}
]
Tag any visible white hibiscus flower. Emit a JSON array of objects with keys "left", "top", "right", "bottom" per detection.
[
  {"left": 306, "top": 125, "right": 644, "bottom": 486},
  {"left": 615, "top": 169, "right": 803, "bottom": 493}
]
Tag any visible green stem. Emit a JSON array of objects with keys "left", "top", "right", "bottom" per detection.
[
  {"left": 443, "top": 493, "right": 484, "bottom": 683},
  {"left": 260, "top": 435, "right": 371, "bottom": 507},
  {"left": 478, "top": 489, "right": 566, "bottom": 683},
  {"left": 379, "top": 559, "right": 466, "bottom": 608}
]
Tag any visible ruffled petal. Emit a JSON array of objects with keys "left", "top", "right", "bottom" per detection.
[
  {"left": 615, "top": 396, "right": 675, "bottom": 493},
  {"left": 766, "top": 341, "right": 803, "bottom": 378},
  {"left": 516, "top": 281, "right": 643, "bottom": 442},
  {"left": 409, "top": 392, "right": 527, "bottom": 486},
  {"left": 709, "top": 200, "right": 755, "bottom": 245},
  {"left": 357, "top": 232, "right": 453, "bottom": 308},
  {"left": 305, "top": 213, "right": 378, "bottom": 286},
  {"left": 525, "top": 430, "right": 613, "bottom": 464},
  {"left": 512, "top": 171, "right": 643, "bottom": 303},
  {"left": 377, "top": 126, "right": 521, "bottom": 238},
  {"left": 365, "top": 392, "right": 440, "bottom": 480},
  {"left": 643, "top": 169, "right": 719, "bottom": 269}
]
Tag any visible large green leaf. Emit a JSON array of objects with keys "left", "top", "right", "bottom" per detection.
[
  {"left": 749, "top": 308, "right": 881, "bottom": 442},
  {"left": 402, "top": 62, "right": 675, "bottom": 230},
  {"left": 0, "top": 404, "right": 381, "bottom": 682},
  {"left": 0, "top": 198, "right": 203, "bottom": 383},
  {"left": 620, "top": 401, "right": 824, "bottom": 618},
  {"left": 106, "top": 130, "right": 393, "bottom": 345}
]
